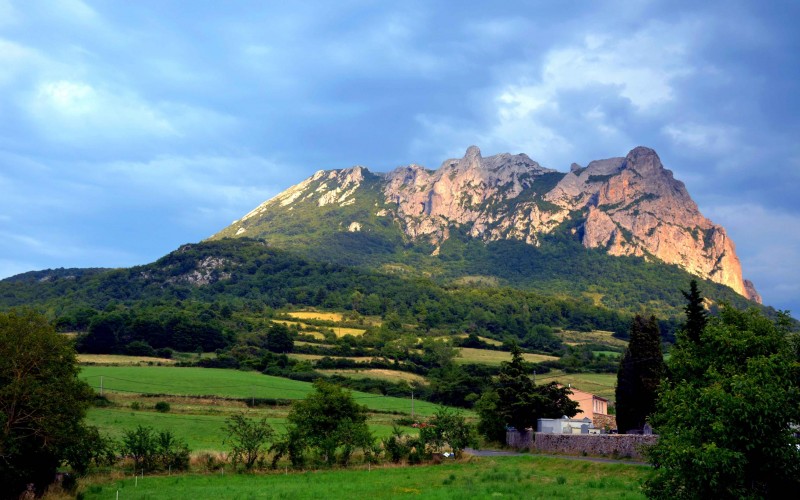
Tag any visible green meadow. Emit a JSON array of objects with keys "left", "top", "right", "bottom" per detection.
[
  {"left": 80, "top": 365, "right": 451, "bottom": 453},
  {"left": 80, "top": 365, "right": 440, "bottom": 415},
  {"left": 80, "top": 455, "right": 648, "bottom": 499}
]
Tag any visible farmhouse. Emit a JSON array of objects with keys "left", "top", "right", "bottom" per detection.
[{"left": 567, "top": 386, "right": 615, "bottom": 429}]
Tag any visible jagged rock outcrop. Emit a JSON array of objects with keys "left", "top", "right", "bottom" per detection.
[
  {"left": 215, "top": 146, "right": 759, "bottom": 302},
  {"left": 545, "top": 147, "right": 756, "bottom": 302},
  {"left": 383, "top": 146, "right": 568, "bottom": 246}
]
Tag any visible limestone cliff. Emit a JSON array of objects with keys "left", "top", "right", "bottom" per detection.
[
  {"left": 545, "top": 147, "right": 753, "bottom": 301},
  {"left": 216, "top": 146, "right": 759, "bottom": 302}
]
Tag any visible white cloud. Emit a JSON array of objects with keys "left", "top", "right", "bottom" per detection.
[
  {"left": 23, "top": 79, "right": 237, "bottom": 146},
  {"left": 414, "top": 19, "right": 696, "bottom": 168},
  {"left": 662, "top": 122, "right": 740, "bottom": 155},
  {"left": 0, "top": 39, "right": 47, "bottom": 86},
  {"left": 28, "top": 80, "right": 177, "bottom": 140}
]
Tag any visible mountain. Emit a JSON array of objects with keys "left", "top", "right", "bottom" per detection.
[{"left": 213, "top": 146, "right": 760, "bottom": 304}]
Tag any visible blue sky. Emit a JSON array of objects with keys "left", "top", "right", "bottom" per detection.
[{"left": 1, "top": 0, "right": 798, "bottom": 313}]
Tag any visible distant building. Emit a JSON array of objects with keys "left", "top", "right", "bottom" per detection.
[
  {"left": 537, "top": 416, "right": 601, "bottom": 434},
  {"left": 565, "top": 386, "right": 616, "bottom": 431}
]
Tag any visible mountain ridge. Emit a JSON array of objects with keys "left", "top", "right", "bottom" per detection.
[{"left": 215, "top": 146, "right": 759, "bottom": 303}]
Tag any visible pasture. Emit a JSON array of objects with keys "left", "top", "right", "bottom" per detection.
[
  {"left": 535, "top": 370, "right": 617, "bottom": 400},
  {"left": 78, "top": 354, "right": 177, "bottom": 365},
  {"left": 455, "top": 347, "right": 559, "bottom": 365},
  {"left": 318, "top": 368, "right": 428, "bottom": 385},
  {"left": 558, "top": 329, "right": 628, "bottom": 349},
  {"left": 80, "top": 455, "right": 647, "bottom": 499},
  {"left": 272, "top": 318, "right": 367, "bottom": 337},
  {"left": 79, "top": 366, "right": 440, "bottom": 415}
]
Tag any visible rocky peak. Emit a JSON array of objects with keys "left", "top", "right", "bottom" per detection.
[
  {"left": 219, "top": 145, "right": 758, "bottom": 302},
  {"left": 383, "top": 147, "right": 561, "bottom": 242},
  {"left": 464, "top": 145, "right": 482, "bottom": 162}
]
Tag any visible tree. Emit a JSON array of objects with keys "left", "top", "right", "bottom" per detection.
[
  {"left": 285, "top": 380, "right": 373, "bottom": 466},
  {"left": 0, "top": 310, "right": 95, "bottom": 498},
  {"left": 615, "top": 315, "right": 665, "bottom": 433},
  {"left": 681, "top": 279, "right": 707, "bottom": 343},
  {"left": 264, "top": 323, "right": 294, "bottom": 353},
  {"left": 495, "top": 343, "right": 537, "bottom": 433},
  {"left": 482, "top": 343, "right": 579, "bottom": 439},
  {"left": 645, "top": 306, "right": 800, "bottom": 498},
  {"left": 224, "top": 413, "right": 274, "bottom": 470},
  {"left": 122, "top": 425, "right": 156, "bottom": 471},
  {"left": 121, "top": 425, "right": 189, "bottom": 472},
  {"left": 418, "top": 406, "right": 476, "bottom": 458},
  {"left": 474, "top": 390, "right": 506, "bottom": 443}
]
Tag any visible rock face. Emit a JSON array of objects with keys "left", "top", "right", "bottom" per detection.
[
  {"left": 217, "top": 146, "right": 759, "bottom": 302},
  {"left": 544, "top": 146, "right": 756, "bottom": 302},
  {"left": 382, "top": 146, "right": 566, "bottom": 246}
]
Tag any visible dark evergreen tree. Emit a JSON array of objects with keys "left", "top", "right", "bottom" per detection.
[
  {"left": 490, "top": 343, "right": 579, "bottom": 436},
  {"left": 264, "top": 323, "right": 294, "bottom": 353},
  {"left": 495, "top": 343, "right": 537, "bottom": 432},
  {"left": 681, "top": 279, "right": 707, "bottom": 343},
  {"left": 615, "top": 314, "right": 665, "bottom": 433}
]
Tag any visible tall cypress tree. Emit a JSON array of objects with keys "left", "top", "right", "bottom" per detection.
[
  {"left": 615, "top": 314, "right": 665, "bottom": 433},
  {"left": 681, "top": 280, "right": 707, "bottom": 343}
]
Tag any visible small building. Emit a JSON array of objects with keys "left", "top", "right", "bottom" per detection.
[
  {"left": 537, "top": 416, "right": 601, "bottom": 434},
  {"left": 564, "top": 386, "right": 616, "bottom": 431}
]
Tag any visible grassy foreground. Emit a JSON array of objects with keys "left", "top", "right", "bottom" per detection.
[{"left": 81, "top": 455, "right": 647, "bottom": 499}]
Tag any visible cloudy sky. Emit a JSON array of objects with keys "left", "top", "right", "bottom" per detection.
[{"left": 1, "top": 0, "right": 798, "bottom": 313}]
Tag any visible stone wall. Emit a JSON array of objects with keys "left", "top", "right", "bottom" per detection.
[
  {"left": 593, "top": 413, "right": 616, "bottom": 431},
  {"left": 506, "top": 431, "right": 657, "bottom": 460}
]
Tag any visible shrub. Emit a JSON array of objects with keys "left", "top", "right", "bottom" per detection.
[
  {"left": 224, "top": 414, "right": 275, "bottom": 470},
  {"left": 125, "top": 341, "right": 156, "bottom": 357},
  {"left": 154, "top": 401, "right": 170, "bottom": 413},
  {"left": 121, "top": 426, "right": 189, "bottom": 472}
]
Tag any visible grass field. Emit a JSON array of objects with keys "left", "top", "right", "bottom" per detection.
[
  {"left": 287, "top": 353, "right": 380, "bottom": 363},
  {"left": 593, "top": 350, "right": 622, "bottom": 359},
  {"left": 557, "top": 330, "right": 628, "bottom": 349},
  {"left": 455, "top": 347, "right": 559, "bottom": 365},
  {"left": 79, "top": 366, "right": 441, "bottom": 415},
  {"left": 445, "top": 334, "right": 503, "bottom": 346},
  {"left": 78, "top": 354, "right": 177, "bottom": 365},
  {"left": 287, "top": 311, "right": 345, "bottom": 322},
  {"left": 273, "top": 319, "right": 367, "bottom": 337},
  {"left": 80, "top": 455, "right": 647, "bottom": 499},
  {"left": 535, "top": 370, "right": 617, "bottom": 400},
  {"left": 318, "top": 369, "right": 428, "bottom": 385},
  {"left": 87, "top": 407, "right": 250, "bottom": 452},
  {"left": 86, "top": 405, "right": 407, "bottom": 452}
]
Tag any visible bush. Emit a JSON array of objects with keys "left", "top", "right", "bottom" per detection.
[
  {"left": 121, "top": 426, "right": 189, "bottom": 472},
  {"left": 155, "top": 347, "right": 174, "bottom": 359},
  {"left": 125, "top": 340, "right": 156, "bottom": 357},
  {"left": 418, "top": 406, "right": 476, "bottom": 458},
  {"left": 154, "top": 401, "right": 171, "bottom": 413},
  {"left": 224, "top": 414, "right": 275, "bottom": 470}
]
